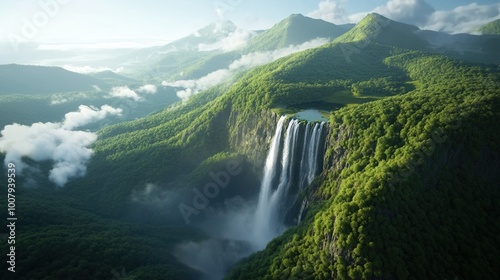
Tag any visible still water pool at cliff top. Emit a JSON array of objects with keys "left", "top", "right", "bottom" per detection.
[{"left": 295, "top": 109, "right": 328, "bottom": 122}]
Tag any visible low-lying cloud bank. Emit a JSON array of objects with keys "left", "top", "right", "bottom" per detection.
[
  {"left": 0, "top": 105, "right": 122, "bottom": 186},
  {"left": 137, "top": 84, "right": 157, "bottom": 94},
  {"left": 107, "top": 85, "right": 158, "bottom": 101},
  {"left": 62, "top": 65, "right": 125, "bottom": 74},
  {"left": 198, "top": 29, "right": 256, "bottom": 52},
  {"left": 308, "top": 0, "right": 500, "bottom": 34},
  {"left": 109, "top": 86, "right": 143, "bottom": 101},
  {"left": 163, "top": 38, "right": 329, "bottom": 101}
]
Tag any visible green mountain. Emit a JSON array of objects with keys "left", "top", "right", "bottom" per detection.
[
  {"left": 123, "top": 21, "right": 243, "bottom": 81},
  {"left": 334, "top": 13, "right": 500, "bottom": 64},
  {"left": 0, "top": 66, "right": 178, "bottom": 128},
  {"left": 226, "top": 52, "right": 500, "bottom": 278},
  {"left": 1, "top": 13, "right": 499, "bottom": 280},
  {"left": 134, "top": 14, "right": 349, "bottom": 82},
  {"left": 0, "top": 64, "right": 106, "bottom": 94},
  {"left": 60, "top": 40, "right": 499, "bottom": 280},
  {"left": 479, "top": 19, "right": 500, "bottom": 35},
  {"left": 178, "top": 14, "right": 353, "bottom": 80},
  {"left": 416, "top": 30, "right": 500, "bottom": 63},
  {"left": 89, "top": 70, "right": 137, "bottom": 84},
  {"left": 335, "top": 13, "right": 429, "bottom": 51},
  {"left": 246, "top": 14, "right": 351, "bottom": 52}
]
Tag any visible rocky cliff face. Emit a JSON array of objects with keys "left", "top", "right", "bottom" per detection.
[
  {"left": 226, "top": 109, "right": 356, "bottom": 226},
  {"left": 228, "top": 110, "right": 280, "bottom": 173}
]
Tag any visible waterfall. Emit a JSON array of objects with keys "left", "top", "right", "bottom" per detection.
[
  {"left": 307, "top": 122, "right": 325, "bottom": 184},
  {"left": 253, "top": 116, "right": 325, "bottom": 249},
  {"left": 253, "top": 116, "right": 287, "bottom": 247}
]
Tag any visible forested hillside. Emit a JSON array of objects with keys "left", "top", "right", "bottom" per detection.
[
  {"left": 244, "top": 14, "right": 351, "bottom": 52},
  {"left": 1, "top": 12, "right": 499, "bottom": 280},
  {"left": 61, "top": 35, "right": 500, "bottom": 279},
  {"left": 227, "top": 50, "right": 500, "bottom": 279},
  {"left": 479, "top": 19, "right": 500, "bottom": 35}
]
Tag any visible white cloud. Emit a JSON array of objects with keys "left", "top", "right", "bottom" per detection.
[
  {"left": 63, "top": 65, "right": 124, "bottom": 74},
  {"left": 62, "top": 105, "right": 122, "bottom": 130},
  {"left": 307, "top": 0, "right": 349, "bottom": 24},
  {"left": 109, "top": 86, "right": 143, "bottom": 101},
  {"left": 50, "top": 92, "right": 92, "bottom": 106},
  {"left": 162, "top": 69, "right": 232, "bottom": 101},
  {"left": 229, "top": 38, "right": 329, "bottom": 70},
  {"left": 0, "top": 123, "right": 94, "bottom": 187},
  {"left": 422, "top": 3, "right": 500, "bottom": 34},
  {"left": 162, "top": 79, "right": 196, "bottom": 89},
  {"left": 50, "top": 98, "right": 69, "bottom": 105},
  {"left": 373, "top": 0, "right": 435, "bottom": 26},
  {"left": 198, "top": 29, "right": 255, "bottom": 52},
  {"left": 175, "top": 88, "right": 194, "bottom": 101},
  {"left": 309, "top": 0, "right": 500, "bottom": 34},
  {"left": 137, "top": 84, "right": 158, "bottom": 94},
  {"left": 0, "top": 105, "right": 121, "bottom": 186},
  {"left": 163, "top": 38, "right": 330, "bottom": 101}
]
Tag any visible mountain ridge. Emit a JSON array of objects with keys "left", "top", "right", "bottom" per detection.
[
  {"left": 245, "top": 13, "right": 352, "bottom": 52},
  {"left": 479, "top": 18, "right": 500, "bottom": 35},
  {"left": 335, "top": 13, "right": 429, "bottom": 51},
  {"left": 0, "top": 64, "right": 106, "bottom": 94},
  {"left": 1, "top": 12, "right": 499, "bottom": 280}
]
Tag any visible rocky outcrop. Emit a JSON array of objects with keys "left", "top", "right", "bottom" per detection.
[{"left": 227, "top": 110, "right": 280, "bottom": 173}]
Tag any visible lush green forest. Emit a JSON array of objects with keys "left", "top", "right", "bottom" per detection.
[
  {"left": 0, "top": 175, "right": 203, "bottom": 279},
  {"left": 1, "top": 12, "right": 499, "bottom": 280},
  {"left": 226, "top": 50, "right": 500, "bottom": 279},
  {"left": 479, "top": 19, "right": 500, "bottom": 35}
]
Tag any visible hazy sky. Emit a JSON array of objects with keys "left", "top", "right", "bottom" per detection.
[{"left": 1, "top": 0, "right": 499, "bottom": 47}]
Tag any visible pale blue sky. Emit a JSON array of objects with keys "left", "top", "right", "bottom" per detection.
[{"left": 0, "top": 0, "right": 499, "bottom": 46}]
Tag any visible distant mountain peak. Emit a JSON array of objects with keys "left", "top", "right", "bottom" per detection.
[
  {"left": 284, "top": 13, "right": 335, "bottom": 26},
  {"left": 195, "top": 20, "right": 237, "bottom": 37},
  {"left": 244, "top": 14, "right": 351, "bottom": 52},
  {"left": 287, "top": 13, "right": 306, "bottom": 20},
  {"left": 366, "top": 12, "right": 388, "bottom": 20},
  {"left": 335, "top": 12, "right": 427, "bottom": 50},
  {"left": 361, "top": 12, "right": 418, "bottom": 32}
]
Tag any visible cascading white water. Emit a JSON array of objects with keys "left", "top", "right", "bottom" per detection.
[
  {"left": 176, "top": 116, "right": 325, "bottom": 279},
  {"left": 297, "top": 122, "right": 325, "bottom": 225},
  {"left": 269, "top": 119, "right": 300, "bottom": 226},
  {"left": 253, "top": 116, "right": 287, "bottom": 248},
  {"left": 253, "top": 116, "right": 325, "bottom": 249},
  {"left": 298, "top": 123, "right": 311, "bottom": 191},
  {"left": 307, "top": 122, "right": 325, "bottom": 184}
]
